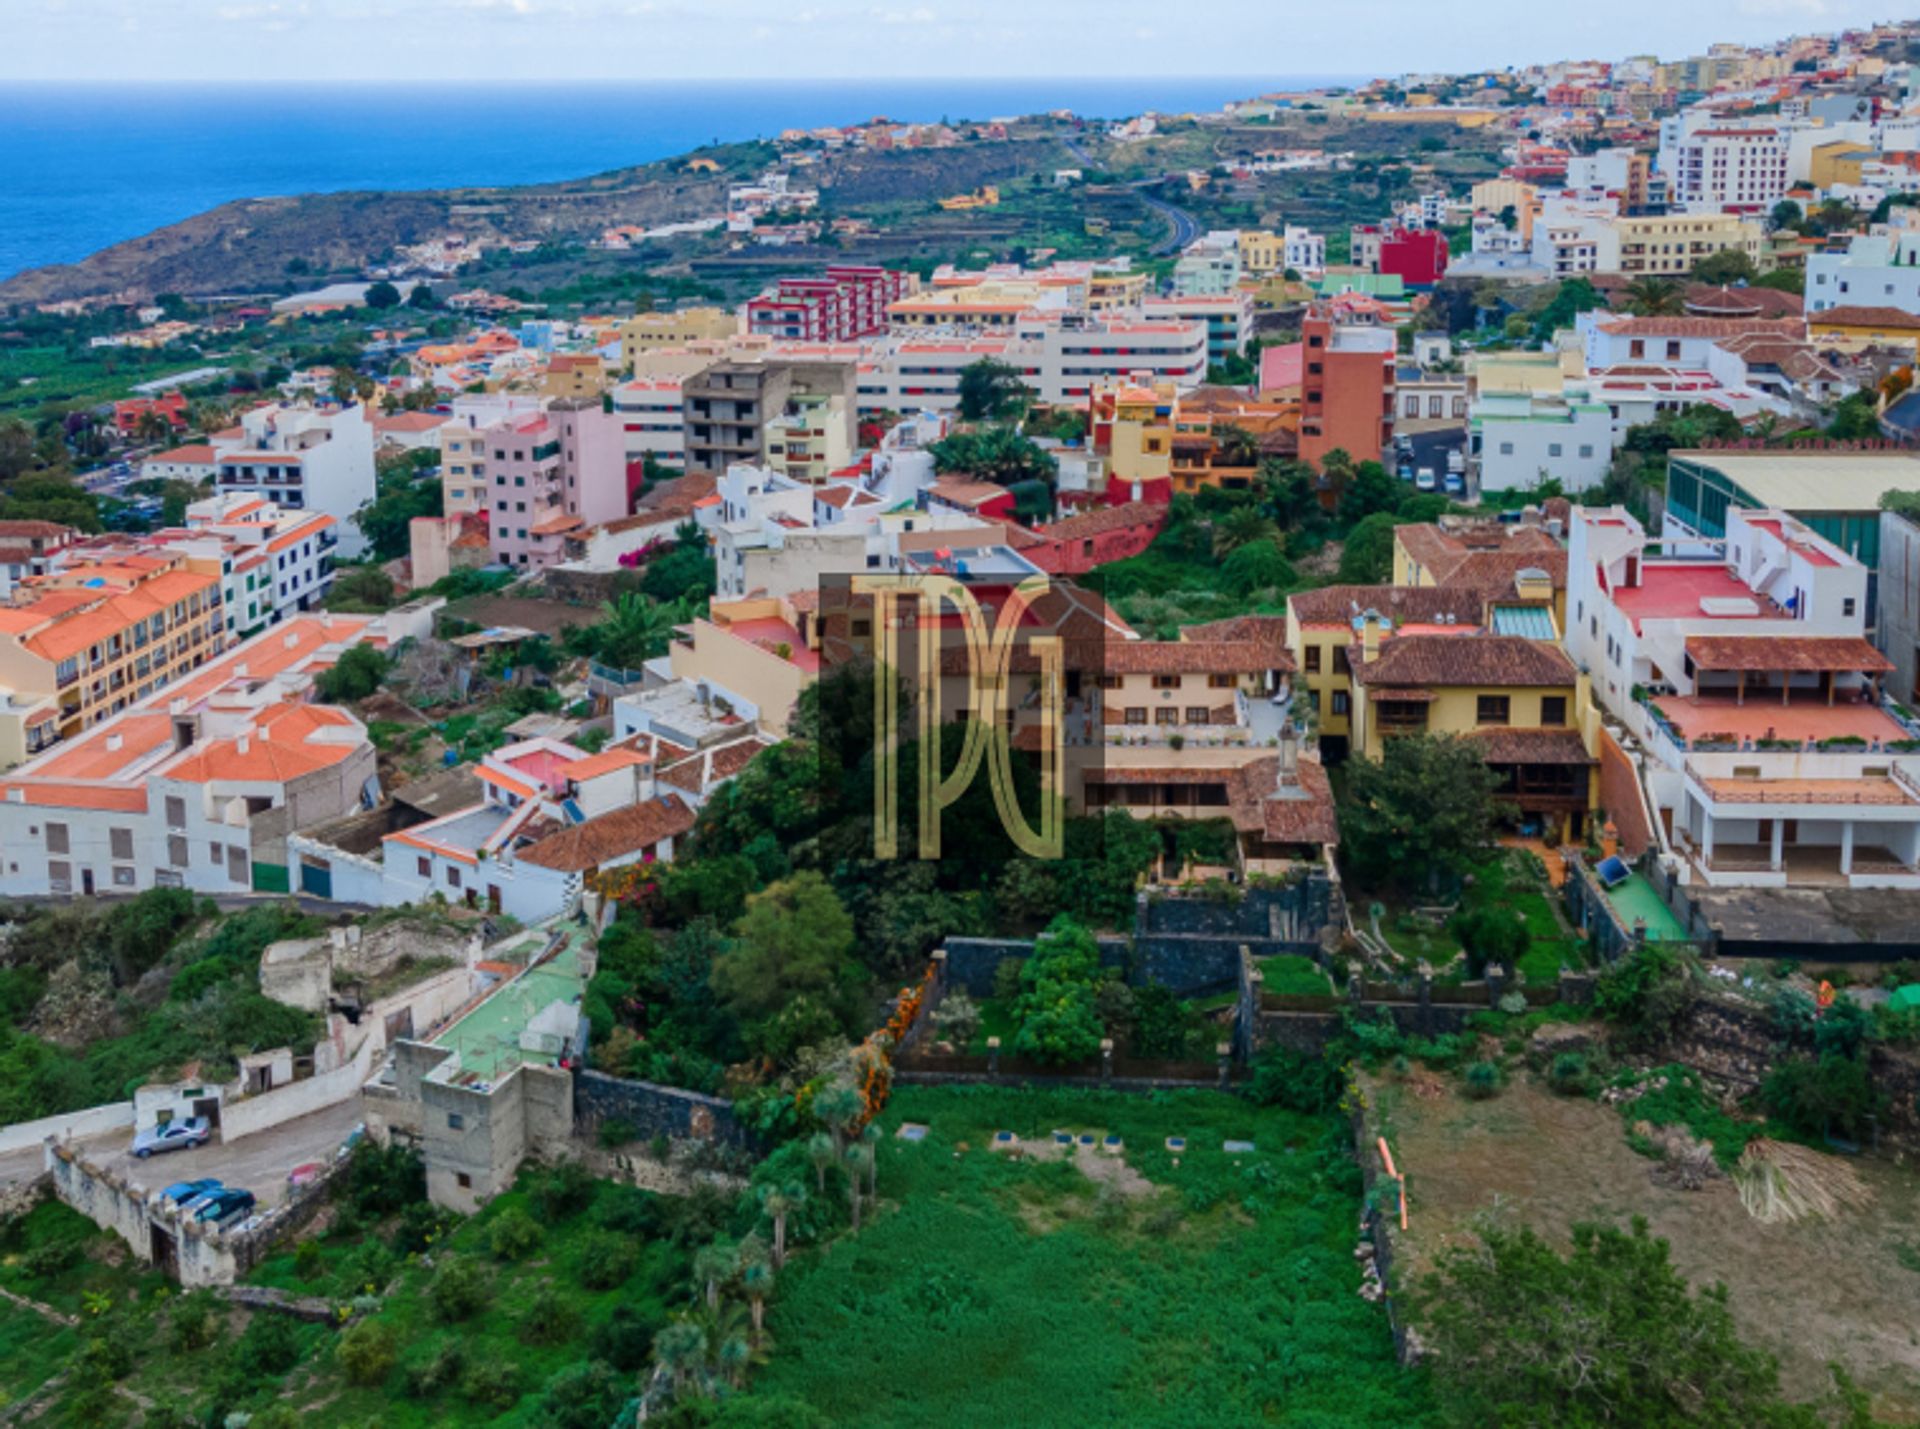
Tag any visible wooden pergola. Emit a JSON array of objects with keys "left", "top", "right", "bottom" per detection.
[{"left": 1684, "top": 635, "right": 1895, "bottom": 707}]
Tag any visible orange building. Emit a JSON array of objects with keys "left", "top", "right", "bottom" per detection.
[{"left": 1298, "top": 310, "right": 1396, "bottom": 491}]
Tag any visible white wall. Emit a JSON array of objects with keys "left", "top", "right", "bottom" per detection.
[{"left": 0, "top": 1101, "right": 134, "bottom": 1154}]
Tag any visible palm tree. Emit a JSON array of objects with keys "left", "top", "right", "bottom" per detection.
[
  {"left": 1212, "top": 421, "right": 1260, "bottom": 468},
  {"left": 807, "top": 1132, "right": 837, "bottom": 1196},
  {"left": 1621, "top": 277, "right": 1684, "bottom": 317},
  {"left": 741, "top": 1261, "right": 775, "bottom": 1348},
  {"left": 1212, "top": 506, "right": 1279, "bottom": 557},
  {"left": 845, "top": 1142, "right": 874, "bottom": 1231},
  {"left": 758, "top": 1183, "right": 800, "bottom": 1269},
  {"left": 652, "top": 1319, "right": 706, "bottom": 1399},
  {"left": 596, "top": 591, "right": 674, "bottom": 671},
  {"left": 692, "top": 1241, "right": 737, "bottom": 1313},
  {"left": 717, "top": 1331, "right": 753, "bottom": 1390},
  {"left": 134, "top": 409, "right": 173, "bottom": 445},
  {"left": 859, "top": 1123, "right": 881, "bottom": 1202},
  {"left": 813, "top": 1085, "right": 862, "bottom": 1154}
]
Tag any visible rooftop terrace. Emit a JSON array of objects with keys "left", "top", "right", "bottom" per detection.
[{"left": 430, "top": 931, "right": 583, "bottom": 1085}]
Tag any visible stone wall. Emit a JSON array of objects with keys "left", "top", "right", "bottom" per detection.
[{"left": 573, "top": 1069, "right": 753, "bottom": 1150}]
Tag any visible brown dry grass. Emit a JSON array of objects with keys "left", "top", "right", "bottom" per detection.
[{"left": 1369, "top": 1073, "right": 1920, "bottom": 1420}]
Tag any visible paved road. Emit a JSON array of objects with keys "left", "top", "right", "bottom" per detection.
[
  {"left": 1137, "top": 187, "right": 1201, "bottom": 256},
  {"left": 52, "top": 1096, "right": 365, "bottom": 1210}
]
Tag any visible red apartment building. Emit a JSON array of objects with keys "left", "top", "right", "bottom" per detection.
[
  {"left": 1298, "top": 311, "right": 1395, "bottom": 489},
  {"left": 1378, "top": 228, "right": 1450, "bottom": 288},
  {"left": 745, "top": 265, "right": 914, "bottom": 342}
]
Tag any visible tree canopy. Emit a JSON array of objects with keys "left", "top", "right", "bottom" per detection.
[{"left": 1339, "top": 733, "right": 1502, "bottom": 891}]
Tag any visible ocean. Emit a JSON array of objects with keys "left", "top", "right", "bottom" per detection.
[{"left": 0, "top": 77, "right": 1359, "bottom": 283}]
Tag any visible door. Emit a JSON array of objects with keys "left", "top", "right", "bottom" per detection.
[
  {"left": 299, "top": 856, "right": 332, "bottom": 899},
  {"left": 80, "top": 868, "right": 94, "bottom": 896},
  {"left": 150, "top": 1224, "right": 178, "bottom": 1280},
  {"left": 192, "top": 1097, "right": 221, "bottom": 1134},
  {"left": 488, "top": 885, "right": 502, "bottom": 914}
]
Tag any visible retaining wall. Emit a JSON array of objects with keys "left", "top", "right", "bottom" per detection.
[
  {"left": 573, "top": 1069, "right": 753, "bottom": 1150},
  {"left": 0, "top": 1102, "right": 133, "bottom": 1156}
]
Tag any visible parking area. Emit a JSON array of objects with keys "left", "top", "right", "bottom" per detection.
[
  {"left": 1394, "top": 428, "right": 1471, "bottom": 499},
  {"left": 72, "top": 1096, "right": 365, "bottom": 1211}
]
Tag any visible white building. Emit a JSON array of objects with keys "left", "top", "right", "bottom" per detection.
[
  {"left": 1283, "top": 225, "right": 1326, "bottom": 276},
  {"left": 0, "top": 610, "right": 435, "bottom": 899},
  {"left": 1806, "top": 230, "right": 1920, "bottom": 315},
  {"left": 610, "top": 376, "right": 688, "bottom": 471},
  {"left": 1172, "top": 232, "right": 1244, "bottom": 297},
  {"left": 210, "top": 403, "right": 377, "bottom": 560},
  {"left": 1469, "top": 381, "right": 1614, "bottom": 494},
  {"left": 1663, "top": 126, "right": 1789, "bottom": 213},
  {"left": 1567, "top": 505, "right": 1920, "bottom": 888}
]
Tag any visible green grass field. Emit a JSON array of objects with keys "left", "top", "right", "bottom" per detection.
[{"left": 752, "top": 1085, "right": 1434, "bottom": 1427}]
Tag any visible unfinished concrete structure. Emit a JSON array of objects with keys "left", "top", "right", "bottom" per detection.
[{"left": 367, "top": 926, "right": 588, "bottom": 1212}]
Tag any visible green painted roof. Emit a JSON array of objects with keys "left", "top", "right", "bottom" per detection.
[
  {"left": 1890, "top": 984, "right": 1920, "bottom": 1013},
  {"left": 432, "top": 933, "right": 584, "bottom": 1083},
  {"left": 1491, "top": 605, "right": 1557, "bottom": 639},
  {"left": 1314, "top": 273, "right": 1407, "bottom": 299}
]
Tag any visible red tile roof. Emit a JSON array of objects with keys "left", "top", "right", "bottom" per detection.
[
  {"left": 516, "top": 796, "right": 696, "bottom": 871},
  {"left": 1352, "top": 634, "right": 1576, "bottom": 688},
  {"left": 1684, "top": 634, "right": 1894, "bottom": 673}
]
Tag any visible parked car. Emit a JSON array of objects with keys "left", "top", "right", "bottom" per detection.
[
  {"left": 1415, "top": 468, "right": 1438, "bottom": 492},
  {"left": 1446, "top": 448, "right": 1466, "bottom": 475},
  {"left": 1396, "top": 459, "right": 1415, "bottom": 481},
  {"left": 160, "top": 1178, "right": 221, "bottom": 1207},
  {"left": 192, "top": 1189, "right": 255, "bottom": 1225},
  {"left": 132, "top": 1117, "right": 210, "bottom": 1159},
  {"left": 1444, "top": 471, "right": 1466, "bottom": 496}
]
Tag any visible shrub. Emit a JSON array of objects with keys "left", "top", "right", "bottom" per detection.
[
  {"left": 530, "top": 1159, "right": 596, "bottom": 1222},
  {"left": 577, "top": 1229, "right": 639, "bottom": 1290},
  {"left": 339, "top": 1141, "right": 426, "bottom": 1221},
  {"left": 293, "top": 1238, "right": 324, "bottom": 1281},
  {"left": 534, "top": 1359, "right": 627, "bottom": 1429},
  {"left": 1450, "top": 905, "right": 1529, "bottom": 978},
  {"left": 405, "top": 1341, "right": 465, "bottom": 1398},
  {"left": 594, "top": 1185, "right": 663, "bottom": 1237},
  {"left": 1761, "top": 1053, "right": 1882, "bottom": 1142},
  {"left": 20, "top": 1238, "right": 79, "bottom": 1279},
  {"left": 597, "top": 1117, "right": 637, "bottom": 1150},
  {"left": 428, "top": 1255, "right": 492, "bottom": 1323},
  {"left": 389, "top": 1200, "right": 459, "bottom": 1257},
  {"left": 518, "top": 1282, "right": 579, "bottom": 1346},
  {"left": 337, "top": 1316, "right": 397, "bottom": 1387},
  {"left": 1248, "top": 1047, "right": 1346, "bottom": 1114},
  {"left": 1548, "top": 1052, "right": 1590, "bottom": 1096},
  {"left": 590, "top": 1302, "right": 657, "bottom": 1372},
  {"left": 167, "top": 1290, "right": 222, "bottom": 1353},
  {"left": 487, "top": 1206, "right": 543, "bottom": 1262},
  {"left": 1463, "top": 1061, "right": 1503, "bottom": 1099},
  {"left": 235, "top": 1312, "right": 300, "bottom": 1377},
  {"left": 1593, "top": 943, "right": 1697, "bottom": 1048},
  {"left": 462, "top": 1357, "right": 523, "bottom": 1411},
  {"left": 340, "top": 1239, "right": 398, "bottom": 1297}
]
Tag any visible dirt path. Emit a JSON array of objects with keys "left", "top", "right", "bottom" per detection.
[{"left": 1372, "top": 1074, "right": 1920, "bottom": 1418}]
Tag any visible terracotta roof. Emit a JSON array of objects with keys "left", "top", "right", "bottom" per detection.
[
  {"left": 1036, "top": 501, "right": 1167, "bottom": 542},
  {"left": 1682, "top": 284, "right": 1803, "bottom": 320},
  {"left": 1809, "top": 305, "right": 1920, "bottom": 332},
  {"left": 1287, "top": 583, "right": 1495, "bottom": 628},
  {"left": 633, "top": 472, "right": 718, "bottom": 520},
  {"left": 1465, "top": 728, "right": 1595, "bottom": 765},
  {"left": 1595, "top": 316, "right": 1804, "bottom": 340},
  {"left": 1176, "top": 614, "right": 1295, "bottom": 671},
  {"left": 0, "top": 521, "right": 74, "bottom": 539},
  {"left": 1684, "top": 634, "right": 1894, "bottom": 673},
  {"left": 371, "top": 412, "right": 450, "bottom": 433},
  {"left": 564, "top": 746, "right": 653, "bottom": 781},
  {"left": 1352, "top": 634, "right": 1576, "bottom": 689},
  {"left": 656, "top": 735, "right": 772, "bottom": 794},
  {"left": 516, "top": 796, "right": 696, "bottom": 871},
  {"left": 143, "top": 445, "right": 216, "bottom": 465},
  {"left": 1236, "top": 755, "right": 1340, "bottom": 846},
  {"left": 1101, "top": 639, "right": 1277, "bottom": 675}
]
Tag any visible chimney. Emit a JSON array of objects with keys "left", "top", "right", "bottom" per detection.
[
  {"left": 1276, "top": 725, "right": 1300, "bottom": 789},
  {"left": 237, "top": 735, "right": 250, "bottom": 756},
  {"left": 1359, "top": 609, "right": 1384, "bottom": 663},
  {"left": 106, "top": 733, "right": 122, "bottom": 752}
]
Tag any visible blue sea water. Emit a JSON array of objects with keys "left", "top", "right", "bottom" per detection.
[{"left": 0, "top": 77, "right": 1359, "bottom": 283}]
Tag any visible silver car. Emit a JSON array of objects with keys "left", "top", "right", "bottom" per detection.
[{"left": 132, "top": 1117, "right": 210, "bottom": 1159}]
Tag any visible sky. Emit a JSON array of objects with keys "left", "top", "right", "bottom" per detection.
[{"left": 2, "top": 0, "right": 1900, "bottom": 83}]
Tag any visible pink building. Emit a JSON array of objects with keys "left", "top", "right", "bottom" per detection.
[{"left": 477, "top": 399, "right": 630, "bottom": 571}]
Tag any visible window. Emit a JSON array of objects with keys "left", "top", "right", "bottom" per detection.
[
  {"left": 113, "top": 866, "right": 136, "bottom": 888},
  {"left": 110, "top": 827, "right": 134, "bottom": 861},
  {"left": 1499, "top": 441, "right": 1514, "bottom": 456},
  {"left": 1476, "top": 694, "right": 1511, "bottom": 726},
  {"left": 1151, "top": 674, "right": 1181, "bottom": 690},
  {"left": 1331, "top": 691, "right": 1351, "bottom": 716},
  {"left": 1154, "top": 707, "right": 1179, "bottom": 726},
  {"left": 1540, "top": 695, "right": 1567, "bottom": 726},
  {"left": 1125, "top": 707, "right": 1148, "bottom": 725},
  {"left": 47, "top": 861, "right": 70, "bottom": 893},
  {"left": 1207, "top": 674, "right": 1236, "bottom": 688},
  {"left": 1097, "top": 674, "right": 1122, "bottom": 690},
  {"left": 168, "top": 836, "right": 188, "bottom": 868},
  {"left": 1843, "top": 597, "right": 1856, "bottom": 617},
  {"left": 1578, "top": 445, "right": 1594, "bottom": 458},
  {"left": 447, "top": 867, "right": 462, "bottom": 889},
  {"left": 417, "top": 856, "right": 431, "bottom": 877},
  {"left": 1303, "top": 646, "right": 1321, "bottom": 674},
  {"left": 456, "top": 1172, "right": 473, "bottom": 1189},
  {"left": 1185, "top": 706, "right": 1210, "bottom": 723},
  {"left": 1548, "top": 443, "right": 1563, "bottom": 458},
  {"left": 45, "top": 823, "right": 68, "bottom": 854},
  {"left": 448, "top": 1113, "right": 465, "bottom": 1130}
]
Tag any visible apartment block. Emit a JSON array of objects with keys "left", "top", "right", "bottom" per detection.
[
  {"left": 473, "top": 401, "right": 631, "bottom": 572},
  {"left": 681, "top": 358, "right": 858, "bottom": 480},
  {"left": 1298, "top": 311, "right": 1395, "bottom": 474},
  {"left": 745, "top": 265, "right": 913, "bottom": 342},
  {"left": 210, "top": 403, "right": 377, "bottom": 560}
]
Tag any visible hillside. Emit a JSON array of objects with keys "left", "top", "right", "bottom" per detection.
[{"left": 0, "top": 134, "right": 1079, "bottom": 306}]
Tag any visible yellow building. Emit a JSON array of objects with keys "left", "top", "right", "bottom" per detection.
[
  {"left": 1393, "top": 522, "right": 1569, "bottom": 631},
  {"left": 618, "top": 307, "right": 738, "bottom": 365},
  {"left": 938, "top": 186, "right": 1001, "bottom": 211},
  {"left": 1808, "top": 141, "right": 1875, "bottom": 190},
  {"left": 539, "top": 354, "right": 608, "bottom": 401},
  {"left": 665, "top": 597, "right": 818, "bottom": 737},
  {"left": 1612, "top": 212, "right": 1764, "bottom": 278},
  {"left": 1346, "top": 622, "right": 1600, "bottom": 841},
  {"left": 1239, "top": 230, "right": 1285, "bottom": 276},
  {"left": 1807, "top": 304, "right": 1920, "bottom": 354},
  {"left": 1087, "top": 270, "right": 1149, "bottom": 312},
  {"left": 0, "top": 556, "right": 225, "bottom": 741}
]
